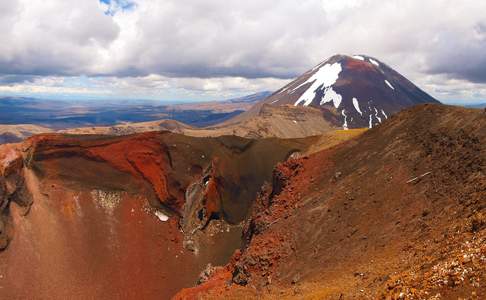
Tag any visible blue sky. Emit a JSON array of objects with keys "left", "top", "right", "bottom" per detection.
[
  {"left": 99, "top": 0, "right": 136, "bottom": 15},
  {"left": 1, "top": 0, "right": 486, "bottom": 104}
]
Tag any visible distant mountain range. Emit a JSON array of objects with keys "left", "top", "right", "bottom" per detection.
[
  {"left": 0, "top": 92, "right": 270, "bottom": 129},
  {"left": 0, "top": 92, "right": 270, "bottom": 143},
  {"left": 466, "top": 103, "right": 486, "bottom": 109}
]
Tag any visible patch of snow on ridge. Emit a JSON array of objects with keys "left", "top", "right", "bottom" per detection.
[
  {"left": 341, "top": 109, "right": 348, "bottom": 130},
  {"left": 384, "top": 80, "right": 395, "bottom": 90},
  {"left": 352, "top": 55, "right": 365, "bottom": 61},
  {"left": 374, "top": 107, "right": 382, "bottom": 123},
  {"left": 369, "top": 58, "right": 379, "bottom": 67},
  {"left": 369, "top": 114, "right": 373, "bottom": 128},
  {"left": 352, "top": 97, "right": 362, "bottom": 115},
  {"left": 381, "top": 109, "right": 388, "bottom": 119},
  {"left": 155, "top": 210, "right": 169, "bottom": 222},
  {"left": 294, "top": 62, "right": 342, "bottom": 107},
  {"left": 319, "top": 87, "right": 342, "bottom": 108}
]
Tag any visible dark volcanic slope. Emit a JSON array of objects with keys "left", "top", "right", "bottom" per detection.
[
  {"left": 177, "top": 104, "right": 486, "bottom": 299},
  {"left": 230, "top": 54, "right": 439, "bottom": 130},
  {"left": 0, "top": 131, "right": 314, "bottom": 299}
]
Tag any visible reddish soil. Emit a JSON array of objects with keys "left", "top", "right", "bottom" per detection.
[
  {"left": 0, "top": 181, "right": 197, "bottom": 299},
  {"left": 175, "top": 104, "right": 486, "bottom": 299},
  {"left": 345, "top": 57, "right": 377, "bottom": 72}
]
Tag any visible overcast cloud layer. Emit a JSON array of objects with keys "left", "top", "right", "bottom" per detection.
[{"left": 0, "top": 0, "right": 486, "bottom": 103}]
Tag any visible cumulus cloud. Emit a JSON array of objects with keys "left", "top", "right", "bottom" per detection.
[
  {"left": 0, "top": 0, "right": 486, "bottom": 102},
  {"left": 0, "top": 0, "right": 119, "bottom": 76},
  {"left": 425, "top": 20, "right": 486, "bottom": 83}
]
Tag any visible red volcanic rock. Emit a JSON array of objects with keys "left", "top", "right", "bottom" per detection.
[
  {"left": 203, "top": 159, "right": 223, "bottom": 219},
  {"left": 0, "top": 143, "right": 22, "bottom": 176},
  {"left": 270, "top": 158, "right": 303, "bottom": 198},
  {"left": 85, "top": 134, "right": 176, "bottom": 209},
  {"left": 173, "top": 266, "right": 233, "bottom": 300},
  {"left": 345, "top": 57, "right": 377, "bottom": 72},
  {"left": 0, "top": 143, "right": 32, "bottom": 249},
  {"left": 173, "top": 250, "right": 244, "bottom": 300}
]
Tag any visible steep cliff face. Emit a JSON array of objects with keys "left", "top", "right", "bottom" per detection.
[
  {"left": 176, "top": 104, "right": 486, "bottom": 299},
  {"left": 0, "top": 131, "right": 317, "bottom": 299}
]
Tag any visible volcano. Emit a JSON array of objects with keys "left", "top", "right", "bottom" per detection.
[{"left": 230, "top": 54, "right": 440, "bottom": 130}]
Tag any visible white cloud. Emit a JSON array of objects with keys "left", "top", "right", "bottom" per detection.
[
  {"left": 0, "top": 0, "right": 119, "bottom": 76},
  {"left": 1, "top": 0, "right": 486, "bottom": 102},
  {"left": 0, "top": 78, "right": 105, "bottom": 96}
]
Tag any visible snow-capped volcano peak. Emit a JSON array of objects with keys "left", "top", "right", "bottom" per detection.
[{"left": 263, "top": 54, "right": 439, "bottom": 129}]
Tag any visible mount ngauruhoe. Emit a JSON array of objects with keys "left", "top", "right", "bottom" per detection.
[{"left": 228, "top": 54, "right": 440, "bottom": 131}]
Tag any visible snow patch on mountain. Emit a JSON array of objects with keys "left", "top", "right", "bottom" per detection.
[
  {"left": 341, "top": 109, "right": 348, "bottom": 130},
  {"left": 369, "top": 58, "right": 380, "bottom": 67},
  {"left": 385, "top": 80, "right": 395, "bottom": 90},
  {"left": 155, "top": 210, "right": 169, "bottom": 222},
  {"left": 352, "top": 97, "right": 362, "bottom": 115},
  {"left": 294, "top": 62, "right": 342, "bottom": 107},
  {"left": 381, "top": 109, "right": 388, "bottom": 119},
  {"left": 319, "top": 87, "right": 342, "bottom": 108},
  {"left": 277, "top": 87, "right": 288, "bottom": 95},
  {"left": 352, "top": 55, "right": 365, "bottom": 61},
  {"left": 374, "top": 107, "right": 382, "bottom": 123}
]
